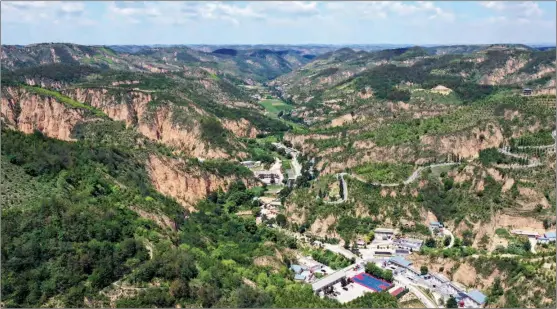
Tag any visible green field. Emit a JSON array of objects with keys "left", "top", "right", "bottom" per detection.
[
  {"left": 282, "top": 159, "right": 292, "bottom": 170},
  {"left": 259, "top": 99, "right": 294, "bottom": 115},
  {"left": 353, "top": 162, "right": 414, "bottom": 183}
]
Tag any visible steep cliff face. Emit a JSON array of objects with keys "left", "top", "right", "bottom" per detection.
[
  {"left": 1, "top": 87, "right": 88, "bottom": 141},
  {"left": 421, "top": 123, "right": 504, "bottom": 159},
  {"left": 146, "top": 155, "right": 257, "bottom": 211},
  {"left": 65, "top": 88, "right": 230, "bottom": 159},
  {"left": 222, "top": 118, "right": 259, "bottom": 138},
  {"left": 479, "top": 57, "right": 529, "bottom": 85},
  {"left": 66, "top": 88, "right": 150, "bottom": 127}
]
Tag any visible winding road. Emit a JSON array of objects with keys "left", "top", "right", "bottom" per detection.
[
  {"left": 496, "top": 147, "right": 543, "bottom": 169},
  {"left": 351, "top": 162, "right": 461, "bottom": 187}
]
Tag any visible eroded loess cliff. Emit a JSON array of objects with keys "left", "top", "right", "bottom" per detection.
[
  {"left": 1, "top": 86, "right": 89, "bottom": 141},
  {"left": 65, "top": 88, "right": 231, "bottom": 159},
  {"left": 222, "top": 118, "right": 259, "bottom": 138},
  {"left": 146, "top": 155, "right": 258, "bottom": 211},
  {"left": 421, "top": 123, "right": 504, "bottom": 159}
]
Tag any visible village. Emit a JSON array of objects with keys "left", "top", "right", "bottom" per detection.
[
  {"left": 238, "top": 133, "right": 556, "bottom": 309},
  {"left": 240, "top": 141, "right": 304, "bottom": 224},
  {"left": 283, "top": 225, "right": 491, "bottom": 308},
  {"left": 239, "top": 144, "right": 490, "bottom": 308}
]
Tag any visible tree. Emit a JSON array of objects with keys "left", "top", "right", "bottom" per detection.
[
  {"left": 491, "top": 277, "right": 503, "bottom": 298},
  {"left": 523, "top": 239, "right": 532, "bottom": 252},
  {"left": 367, "top": 231, "right": 375, "bottom": 243},
  {"left": 245, "top": 220, "right": 258, "bottom": 234},
  {"left": 443, "top": 236, "right": 451, "bottom": 247},
  {"left": 446, "top": 296, "right": 458, "bottom": 308},
  {"left": 420, "top": 265, "right": 428, "bottom": 275},
  {"left": 383, "top": 270, "right": 393, "bottom": 283},
  {"left": 276, "top": 214, "right": 287, "bottom": 227},
  {"left": 425, "top": 238, "right": 436, "bottom": 248},
  {"left": 170, "top": 279, "right": 189, "bottom": 299}
]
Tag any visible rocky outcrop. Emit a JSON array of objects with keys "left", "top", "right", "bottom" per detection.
[
  {"left": 1, "top": 86, "right": 88, "bottom": 141},
  {"left": 24, "top": 78, "right": 66, "bottom": 89},
  {"left": 146, "top": 155, "right": 256, "bottom": 211}
]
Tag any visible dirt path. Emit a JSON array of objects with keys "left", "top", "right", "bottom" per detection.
[{"left": 349, "top": 162, "right": 461, "bottom": 187}]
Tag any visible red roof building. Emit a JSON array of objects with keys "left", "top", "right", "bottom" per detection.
[{"left": 390, "top": 287, "right": 405, "bottom": 297}]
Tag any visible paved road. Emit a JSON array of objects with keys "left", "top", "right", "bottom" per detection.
[
  {"left": 291, "top": 152, "right": 302, "bottom": 179},
  {"left": 269, "top": 158, "right": 285, "bottom": 183},
  {"left": 395, "top": 275, "right": 439, "bottom": 308},
  {"left": 495, "top": 161, "right": 542, "bottom": 169},
  {"left": 323, "top": 242, "right": 361, "bottom": 262},
  {"left": 516, "top": 144, "right": 555, "bottom": 150},
  {"left": 498, "top": 147, "right": 528, "bottom": 159},
  {"left": 497, "top": 147, "right": 542, "bottom": 169}
]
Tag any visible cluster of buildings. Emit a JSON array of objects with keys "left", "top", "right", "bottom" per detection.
[
  {"left": 309, "top": 262, "right": 398, "bottom": 304},
  {"left": 387, "top": 256, "right": 487, "bottom": 308},
  {"left": 289, "top": 256, "right": 333, "bottom": 283},
  {"left": 364, "top": 228, "right": 424, "bottom": 256}
]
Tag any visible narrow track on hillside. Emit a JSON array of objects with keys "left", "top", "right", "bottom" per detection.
[{"left": 350, "top": 162, "right": 461, "bottom": 187}]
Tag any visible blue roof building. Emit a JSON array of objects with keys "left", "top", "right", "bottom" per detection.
[
  {"left": 430, "top": 221, "right": 443, "bottom": 227},
  {"left": 389, "top": 256, "right": 413, "bottom": 268},
  {"left": 467, "top": 290, "right": 487, "bottom": 305},
  {"left": 290, "top": 264, "right": 304, "bottom": 274},
  {"left": 294, "top": 273, "right": 306, "bottom": 281},
  {"left": 544, "top": 231, "right": 556, "bottom": 239}
]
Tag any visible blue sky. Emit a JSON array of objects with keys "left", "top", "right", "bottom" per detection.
[{"left": 2, "top": 1, "right": 556, "bottom": 45}]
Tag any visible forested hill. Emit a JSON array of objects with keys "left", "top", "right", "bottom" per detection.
[{"left": 1, "top": 42, "right": 556, "bottom": 308}]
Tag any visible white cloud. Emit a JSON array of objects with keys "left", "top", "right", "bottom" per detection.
[
  {"left": 324, "top": 1, "right": 454, "bottom": 22},
  {"left": 480, "top": 1, "right": 543, "bottom": 18},
  {"left": 2, "top": 1, "right": 92, "bottom": 25},
  {"left": 480, "top": 2, "right": 506, "bottom": 11},
  {"left": 104, "top": 1, "right": 322, "bottom": 26}
]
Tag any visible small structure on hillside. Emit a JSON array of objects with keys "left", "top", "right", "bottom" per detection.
[
  {"left": 394, "top": 238, "right": 423, "bottom": 252},
  {"left": 241, "top": 160, "right": 262, "bottom": 168},
  {"left": 255, "top": 171, "right": 281, "bottom": 184},
  {"left": 290, "top": 264, "right": 313, "bottom": 282},
  {"left": 537, "top": 231, "right": 556, "bottom": 244},
  {"left": 374, "top": 227, "right": 398, "bottom": 240},
  {"left": 430, "top": 221, "right": 444, "bottom": 235},
  {"left": 522, "top": 88, "right": 533, "bottom": 96},
  {"left": 511, "top": 230, "right": 539, "bottom": 238}
]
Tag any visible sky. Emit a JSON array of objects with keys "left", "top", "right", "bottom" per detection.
[{"left": 2, "top": 1, "right": 556, "bottom": 46}]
